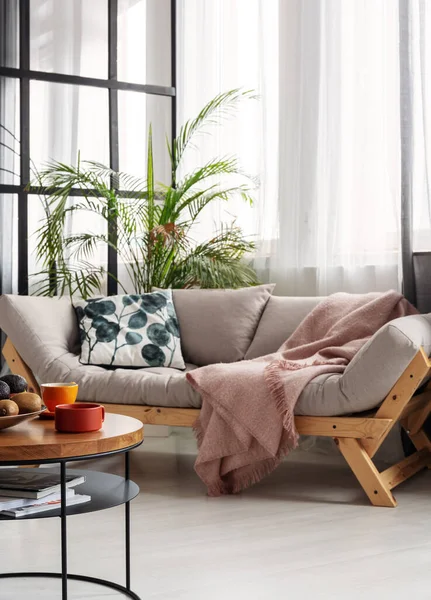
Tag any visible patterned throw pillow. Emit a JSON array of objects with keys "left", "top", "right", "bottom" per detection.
[{"left": 73, "top": 291, "right": 185, "bottom": 369}]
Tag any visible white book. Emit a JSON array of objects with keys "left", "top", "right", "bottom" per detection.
[
  {"left": 0, "top": 489, "right": 75, "bottom": 511},
  {"left": 0, "top": 493, "right": 91, "bottom": 518}
]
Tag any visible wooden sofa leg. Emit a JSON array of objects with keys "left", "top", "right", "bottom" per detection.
[
  {"left": 408, "top": 428, "right": 431, "bottom": 469},
  {"left": 336, "top": 437, "right": 397, "bottom": 507}
]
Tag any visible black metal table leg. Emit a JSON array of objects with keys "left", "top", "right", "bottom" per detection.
[
  {"left": 0, "top": 448, "right": 142, "bottom": 599},
  {"left": 125, "top": 451, "right": 131, "bottom": 591},
  {"left": 60, "top": 461, "right": 68, "bottom": 600}
]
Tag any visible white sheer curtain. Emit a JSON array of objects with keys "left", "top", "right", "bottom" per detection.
[
  {"left": 407, "top": 1, "right": 431, "bottom": 253},
  {"left": 177, "top": 0, "right": 402, "bottom": 296}
]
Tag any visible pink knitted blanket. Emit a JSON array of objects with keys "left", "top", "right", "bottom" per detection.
[{"left": 186, "top": 291, "right": 417, "bottom": 496}]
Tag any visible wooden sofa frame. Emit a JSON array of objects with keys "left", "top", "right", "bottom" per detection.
[{"left": 3, "top": 337, "right": 431, "bottom": 507}]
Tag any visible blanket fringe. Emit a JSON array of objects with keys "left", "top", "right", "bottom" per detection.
[
  {"left": 192, "top": 414, "right": 204, "bottom": 449},
  {"left": 208, "top": 457, "right": 282, "bottom": 497},
  {"left": 264, "top": 360, "right": 299, "bottom": 448}
]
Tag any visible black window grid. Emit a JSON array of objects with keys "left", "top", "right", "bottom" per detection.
[{"left": 0, "top": 0, "right": 177, "bottom": 296}]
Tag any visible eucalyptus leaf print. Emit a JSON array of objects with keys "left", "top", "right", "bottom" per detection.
[
  {"left": 79, "top": 328, "right": 86, "bottom": 344},
  {"left": 121, "top": 294, "right": 142, "bottom": 306},
  {"left": 165, "top": 317, "right": 180, "bottom": 338},
  {"left": 85, "top": 300, "right": 116, "bottom": 318},
  {"left": 92, "top": 315, "right": 108, "bottom": 328},
  {"left": 141, "top": 292, "right": 167, "bottom": 313},
  {"left": 128, "top": 310, "right": 148, "bottom": 329},
  {"left": 167, "top": 302, "right": 176, "bottom": 318},
  {"left": 74, "top": 290, "right": 185, "bottom": 369},
  {"left": 147, "top": 323, "right": 170, "bottom": 347},
  {"left": 75, "top": 305, "right": 85, "bottom": 321},
  {"left": 125, "top": 332, "right": 143, "bottom": 345},
  {"left": 122, "top": 295, "right": 134, "bottom": 306},
  {"left": 141, "top": 344, "right": 166, "bottom": 367},
  {"left": 96, "top": 322, "right": 120, "bottom": 343}
]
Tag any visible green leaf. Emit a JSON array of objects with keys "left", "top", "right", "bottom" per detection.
[{"left": 172, "top": 88, "right": 258, "bottom": 172}]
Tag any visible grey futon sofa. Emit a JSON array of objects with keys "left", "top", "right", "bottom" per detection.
[
  {"left": 0, "top": 287, "right": 431, "bottom": 416},
  {"left": 2, "top": 287, "right": 431, "bottom": 508}
]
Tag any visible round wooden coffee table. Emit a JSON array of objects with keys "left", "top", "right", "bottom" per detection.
[{"left": 0, "top": 413, "right": 144, "bottom": 600}]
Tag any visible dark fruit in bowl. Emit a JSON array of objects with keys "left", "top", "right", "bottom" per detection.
[
  {"left": 0, "top": 374, "right": 28, "bottom": 395},
  {"left": 0, "top": 399, "right": 19, "bottom": 417},
  {"left": 0, "top": 381, "right": 10, "bottom": 400}
]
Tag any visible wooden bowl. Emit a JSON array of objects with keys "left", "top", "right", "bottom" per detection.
[{"left": 0, "top": 408, "right": 47, "bottom": 431}]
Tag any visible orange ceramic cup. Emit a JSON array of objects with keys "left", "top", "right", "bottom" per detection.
[
  {"left": 55, "top": 403, "right": 105, "bottom": 433},
  {"left": 40, "top": 382, "right": 78, "bottom": 413}
]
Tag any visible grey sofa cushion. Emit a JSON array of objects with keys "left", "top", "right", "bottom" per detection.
[
  {"left": 295, "top": 314, "right": 431, "bottom": 415},
  {"left": 68, "top": 362, "right": 201, "bottom": 408},
  {"left": 245, "top": 296, "right": 323, "bottom": 359},
  {"left": 171, "top": 285, "right": 274, "bottom": 366}
]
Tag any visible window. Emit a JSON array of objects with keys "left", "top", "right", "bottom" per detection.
[{"left": 0, "top": 0, "right": 176, "bottom": 295}]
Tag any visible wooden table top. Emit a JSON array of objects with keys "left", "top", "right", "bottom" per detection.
[{"left": 0, "top": 414, "right": 144, "bottom": 463}]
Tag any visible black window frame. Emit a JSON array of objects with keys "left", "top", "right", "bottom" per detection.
[{"left": 0, "top": 0, "right": 176, "bottom": 295}]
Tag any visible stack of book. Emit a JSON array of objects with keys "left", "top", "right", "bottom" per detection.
[{"left": 0, "top": 469, "right": 91, "bottom": 517}]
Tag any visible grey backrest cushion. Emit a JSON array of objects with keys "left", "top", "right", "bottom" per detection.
[
  {"left": 172, "top": 285, "right": 274, "bottom": 366},
  {"left": 340, "top": 314, "right": 431, "bottom": 411},
  {"left": 296, "top": 314, "right": 431, "bottom": 415},
  {"left": 0, "top": 294, "right": 80, "bottom": 382},
  {"left": 245, "top": 296, "right": 323, "bottom": 359}
]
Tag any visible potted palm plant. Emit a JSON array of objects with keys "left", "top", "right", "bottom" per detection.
[{"left": 32, "top": 89, "right": 260, "bottom": 297}]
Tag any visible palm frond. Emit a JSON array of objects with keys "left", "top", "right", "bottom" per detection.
[
  {"left": 172, "top": 88, "right": 258, "bottom": 173},
  {"left": 182, "top": 184, "right": 255, "bottom": 223},
  {"left": 166, "top": 225, "right": 259, "bottom": 289},
  {"left": 164, "top": 156, "right": 249, "bottom": 223},
  {"left": 168, "top": 255, "right": 259, "bottom": 289},
  {"left": 63, "top": 233, "right": 109, "bottom": 261},
  {"left": 32, "top": 260, "right": 106, "bottom": 298}
]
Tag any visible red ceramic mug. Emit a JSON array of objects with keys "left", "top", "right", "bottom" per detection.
[{"left": 55, "top": 402, "right": 105, "bottom": 433}]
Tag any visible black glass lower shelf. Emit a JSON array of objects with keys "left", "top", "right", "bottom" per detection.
[{"left": 0, "top": 469, "right": 139, "bottom": 520}]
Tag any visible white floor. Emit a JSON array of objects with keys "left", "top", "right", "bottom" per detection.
[{"left": 1, "top": 429, "right": 431, "bottom": 600}]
